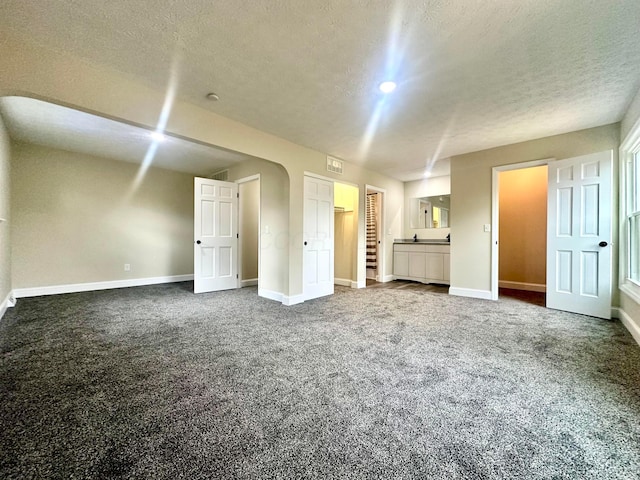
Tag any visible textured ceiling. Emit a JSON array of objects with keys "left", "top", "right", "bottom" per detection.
[
  {"left": 0, "top": 97, "right": 254, "bottom": 176},
  {"left": 1, "top": 0, "right": 640, "bottom": 181}
]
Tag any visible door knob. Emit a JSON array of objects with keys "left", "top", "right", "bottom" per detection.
[
  {"left": 196, "top": 240, "right": 201, "bottom": 245},
  {"left": 304, "top": 241, "right": 307, "bottom": 246},
  {"left": 598, "top": 241, "right": 608, "bottom": 247}
]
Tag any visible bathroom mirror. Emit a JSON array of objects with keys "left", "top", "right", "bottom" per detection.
[{"left": 410, "top": 195, "right": 450, "bottom": 229}]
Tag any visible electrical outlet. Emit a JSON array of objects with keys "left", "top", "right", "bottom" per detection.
[
  {"left": 483, "top": 224, "right": 491, "bottom": 232},
  {"left": 124, "top": 264, "right": 131, "bottom": 271}
]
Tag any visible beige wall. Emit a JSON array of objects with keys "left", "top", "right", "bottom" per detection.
[
  {"left": 404, "top": 175, "right": 450, "bottom": 240},
  {"left": 498, "top": 166, "right": 547, "bottom": 288},
  {"left": 0, "top": 33, "right": 404, "bottom": 302},
  {"left": 11, "top": 143, "right": 194, "bottom": 289},
  {"left": 226, "top": 158, "right": 290, "bottom": 296},
  {"left": 450, "top": 123, "right": 620, "bottom": 296},
  {"left": 0, "top": 114, "right": 11, "bottom": 309},
  {"left": 239, "top": 179, "right": 259, "bottom": 282}
]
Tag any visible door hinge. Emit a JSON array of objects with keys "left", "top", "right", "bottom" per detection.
[
  {"left": 237, "top": 233, "right": 239, "bottom": 239},
  {"left": 237, "top": 192, "right": 240, "bottom": 198},
  {"left": 236, "top": 274, "right": 239, "bottom": 279}
]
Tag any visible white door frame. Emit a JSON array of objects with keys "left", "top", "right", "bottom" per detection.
[
  {"left": 490, "top": 159, "right": 552, "bottom": 300},
  {"left": 365, "top": 184, "right": 386, "bottom": 284},
  {"left": 236, "top": 174, "right": 260, "bottom": 289}
]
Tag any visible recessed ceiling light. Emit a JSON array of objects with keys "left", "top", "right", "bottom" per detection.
[
  {"left": 423, "top": 171, "right": 432, "bottom": 178},
  {"left": 206, "top": 92, "right": 220, "bottom": 101},
  {"left": 150, "top": 131, "right": 166, "bottom": 142},
  {"left": 378, "top": 81, "right": 397, "bottom": 94}
]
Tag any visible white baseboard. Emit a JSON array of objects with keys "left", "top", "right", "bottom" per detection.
[
  {"left": 0, "top": 290, "right": 16, "bottom": 320},
  {"left": 283, "top": 294, "right": 305, "bottom": 306},
  {"left": 334, "top": 278, "right": 351, "bottom": 287},
  {"left": 499, "top": 281, "right": 546, "bottom": 292},
  {"left": 13, "top": 274, "right": 194, "bottom": 298},
  {"left": 241, "top": 278, "right": 258, "bottom": 288},
  {"left": 350, "top": 280, "right": 360, "bottom": 289},
  {"left": 258, "top": 288, "right": 283, "bottom": 303},
  {"left": 613, "top": 307, "right": 640, "bottom": 347},
  {"left": 381, "top": 274, "right": 394, "bottom": 283},
  {"left": 355, "top": 280, "right": 366, "bottom": 289},
  {"left": 449, "top": 287, "right": 493, "bottom": 300},
  {"left": 259, "top": 289, "right": 304, "bottom": 306}
]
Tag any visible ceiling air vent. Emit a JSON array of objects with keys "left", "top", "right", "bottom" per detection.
[
  {"left": 210, "top": 169, "right": 229, "bottom": 181},
  {"left": 327, "top": 156, "right": 343, "bottom": 175}
]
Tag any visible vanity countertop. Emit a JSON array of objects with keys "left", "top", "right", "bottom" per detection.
[{"left": 393, "top": 239, "right": 450, "bottom": 245}]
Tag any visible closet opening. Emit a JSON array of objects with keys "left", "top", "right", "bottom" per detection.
[
  {"left": 495, "top": 164, "right": 547, "bottom": 306},
  {"left": 365, "top": 186, "right": 385, "bottom": 286},
  {"left": 333, "top": 182, "right": 359, "bottom": 288}
]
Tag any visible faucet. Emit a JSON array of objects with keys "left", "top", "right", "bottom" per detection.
[{"left": 413, "top": 234, "right": 418, "bottom": 242}]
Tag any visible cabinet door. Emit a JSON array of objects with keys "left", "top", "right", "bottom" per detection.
[
  {"left": 425, "top": 253, "right": 444, "bottom": 280},
  {"left": 408, "top": 252, "right": 426, "bottom": 278},
  {"left": 394, "top": 251, "right": 409, "bottom": 276},
  {"left": 443, "top": 254, "right": 450, "bottom": 282}
]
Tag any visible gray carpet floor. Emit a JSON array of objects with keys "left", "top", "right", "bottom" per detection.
[{"left": 0, "top": 282, "right": 639, "bottom": 479}]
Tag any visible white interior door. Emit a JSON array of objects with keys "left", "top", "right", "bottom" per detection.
[
  {"left": 304, "top": 176, "right": 334, "bottom": 300},
  {"left": 194, "top": 177, "right": 238, "bottom": 294},
  {"left": 547, "top": 151, "right": 612, "bottom": 319}
]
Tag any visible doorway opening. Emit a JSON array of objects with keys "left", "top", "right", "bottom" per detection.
[
  {"left": 365, "top": 185, "right": 385, "bottom": 286},
  {"left": 238, "top": 175, "right": 260, "bottom": 289},
  {"left": 492, "top": 161, "right": 548, "bottom": 304},
  {"left": 334, "top": 182, "right": 359, "bottom": 288}
]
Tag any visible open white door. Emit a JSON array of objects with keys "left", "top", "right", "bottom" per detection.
[
  {"left": 304, "top": 176, "right": 334, "bottom": 300},
  {"left": 547, "top": 151, "right": 612, "bottom": 319},
  {"left": 194, "top": 177, "right": 238, "bottom": 294}
]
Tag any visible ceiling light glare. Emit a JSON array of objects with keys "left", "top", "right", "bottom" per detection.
[
  {"left": 150, "top": 131, "right": 166, "bottom": 142},
  {"left": 379, "top": 81, "right": 397, "bottom": 94},
  {"left": 423, "top": 171, "right": 432, "bottom": 178}
]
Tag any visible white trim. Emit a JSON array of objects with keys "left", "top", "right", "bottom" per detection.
[
  {"left": 334, "top": 278, "right": 351, "bottom": 287},
  {"left": 365, "top": 184, "right": 387, "bottom": 290},
  {"left": 236, "top": 174, "right": 261, "bottom": 291},
  {"left": 283, "top": 293, "right": 305, "bottom": 306},
  {"left": 303, "top": 170, "right": 358, "bottom": 188},
  {"left": 491, "top": 158, "right": 554, "bottom": 301},
  {"left": 1, "top": 290, "right": 16, "bottom": 320},
  {"left": 13, "top": 274, "right": 194, "bottom": 298},
  {"left": 355, "top": 279, "right": 366, "bottom": 289},
  {"left": 621, "top": 282, "right": 640, "bottom": 304},
  {"left": 449, "top": 287, "right": 493, "bottom": 300},
  {"left": 498, "top": 281, "right": 546, "bottom": 292},
  {"left": 235, "top": 174, "right": 260, "bottom": 184},
  {"left": 241, "top": 278, "right": 258, "bottom": 287},
  {"left": 258, "top": 288, "right": 283, "bottom": 303},
  {"left": 381, "top": 274, "right": 394, "bottom": 283},
  {"left": 258, "top": 289, "right": 305, "bottom": 307},
  {"left": 619, "top": 119, "right": 640, "bottom": 290},
  {"left": 613, "top": 307, "right": 640, "bottom": 347}
]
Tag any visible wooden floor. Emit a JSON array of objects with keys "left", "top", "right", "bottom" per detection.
[{"left": 365, "top": 279, "right": 545, "bottom": 307}]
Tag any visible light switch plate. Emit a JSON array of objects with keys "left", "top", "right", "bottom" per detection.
[{"left": 483, "top": 224, "right": 491, "bottom": 232}]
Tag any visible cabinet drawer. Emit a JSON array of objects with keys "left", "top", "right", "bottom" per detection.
[
  {"left": 394, "top": 243, "right": 427, "bottom": 253},
  {"left": 424, "top": 245, "right": 450, "bottom": 254}
]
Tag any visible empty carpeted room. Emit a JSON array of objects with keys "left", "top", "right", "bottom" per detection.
[{"left": 1, "top": 2, "right": 640, "bottom": 479}]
